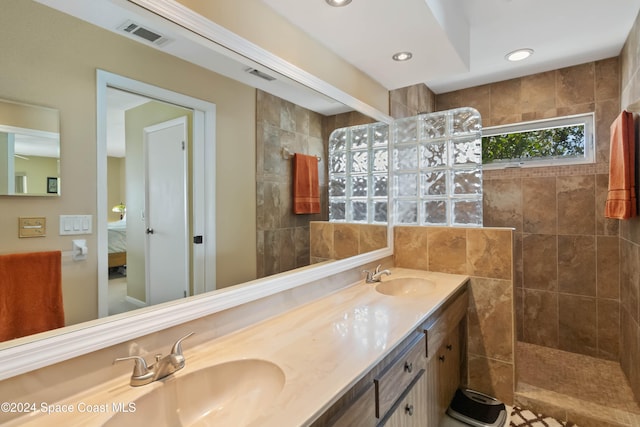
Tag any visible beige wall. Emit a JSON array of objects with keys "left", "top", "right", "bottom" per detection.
[
  {"left": 0, "top": 0, "right": 256, "bottom": 329},
  {"left": 436, "top": 58, "right": 622, "bottom": 361},
  {"left": 107, "top": 157, "right": 125, "bottom": 223},
  {"left": 0, "top": 99, "right": 58, "bottom": 133},
  {"left": 13, "top": 156, "right": 58, "bottom": 195},
  {"left": 174, "top": 0, "right": 389, "bottom": 115}
]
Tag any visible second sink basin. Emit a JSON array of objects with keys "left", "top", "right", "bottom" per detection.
[
  {"left": 375, "top": 277, "right": 436, "bottom": 296},
  {"left": 103, "top": 359, "right": 285, "bottom": 427}
]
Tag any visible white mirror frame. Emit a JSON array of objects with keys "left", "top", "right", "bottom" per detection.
[{"left": 0, "top": 0, "right": 394, "bottom": 381}]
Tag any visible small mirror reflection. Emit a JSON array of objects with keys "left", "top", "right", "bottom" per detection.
[{"left": 0, "top": 99, "right": 60, "bottom": 196}]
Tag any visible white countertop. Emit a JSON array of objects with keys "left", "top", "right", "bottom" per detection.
[{"left": 8, "top": 268, "right": 468, "bottom": 427}]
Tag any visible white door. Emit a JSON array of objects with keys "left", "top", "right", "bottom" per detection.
[{"left": 144, "top": 116, "right": 189, "bottom": 305}]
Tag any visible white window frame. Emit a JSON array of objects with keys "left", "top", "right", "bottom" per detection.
[{"left": 482, "top": 113, "right": 595, "bottom": 170}]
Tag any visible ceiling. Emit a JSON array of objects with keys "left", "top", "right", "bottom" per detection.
[{"left": 261, "top": 0, "right": 640, "bottom": 94}]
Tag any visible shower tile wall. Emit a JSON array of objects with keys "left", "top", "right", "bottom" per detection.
[
  {"left": 256, "top": 90, "right": 327, "bottom": 277},
  {"left": 620, "top": 10, "right": 640, "bottom": 401},
  {"left": 394, "top": 225, "right": 515, "bottom": 405},
  {"left": 389, "top": 83, "right": 436, "bottom": 119},
  {"left": 309, "top": 222, "right": 387, "bottom": 264},
  {"left": 437, "top": 58, "right": 622, "bottom": 361},
  {"left": 257, "top": 90, "right": 378, "bottom": 278}
]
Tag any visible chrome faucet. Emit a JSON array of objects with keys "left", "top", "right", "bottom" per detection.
[
  {"left": 114, "top": 332, "right": 194, "bottom": 386},
  {"left": 363, "top": 264, "right": 391, "bottom": 283}
]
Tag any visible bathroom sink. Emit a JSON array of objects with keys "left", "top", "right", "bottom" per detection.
[
  {"left": 375, "top": 277, "right": 436, "bottom": 297},
  {"left": 103, "top": 359, "right": 285, "bottom": 427}
]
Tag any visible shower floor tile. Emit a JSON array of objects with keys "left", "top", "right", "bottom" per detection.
[{"left": 516, "top": 342, "right": 640, "bottom": 427}]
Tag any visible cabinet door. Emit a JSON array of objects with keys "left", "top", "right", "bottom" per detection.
[
  {"left": 439, "top": 325, "right": 461, "bottom": 413},
  {"left": 381, "top": 371, "right": 427, "bottom": 427},
  {"left": 331, "top": 384, "right": 376, "bottom": 427},
  {"left": 427, "top": 325, "right": 462, "bottom": 427}
]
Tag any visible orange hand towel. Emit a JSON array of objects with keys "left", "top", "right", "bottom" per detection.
[
  {"left": 605, "top": 110, "right": 637, "bottom": 219},
  {"left": 0, "top": 251, "right": 65, "bottom": 342},
  {"left": 293, "top": 153, "right": 320, "bottom": 214}
]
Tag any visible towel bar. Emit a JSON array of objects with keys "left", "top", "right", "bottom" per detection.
[{"left": 281, "top": 147, "right": 321, "bottom": 162}]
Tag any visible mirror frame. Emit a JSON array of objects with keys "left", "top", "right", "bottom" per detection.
[{"left": 0, "top": 0, "right": 394, "bottom": 380}]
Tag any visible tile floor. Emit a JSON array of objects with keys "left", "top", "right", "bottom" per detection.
[{"left": 515, "top": 342, "right": 640, "bottom": 427}]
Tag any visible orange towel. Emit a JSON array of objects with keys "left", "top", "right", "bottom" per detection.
[
  {"left": 293, "top": 153, "right": 321, "bottom": 214},
  {"left": 0, "top": 251, "right": 64, "bottom": 341},
  {"left": 605, "top": 110, "right": 637, "bottom": 219}
]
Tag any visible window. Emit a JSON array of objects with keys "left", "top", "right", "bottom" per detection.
[{"left": 482, "top": 113, "right": 595, "bottom": 169}]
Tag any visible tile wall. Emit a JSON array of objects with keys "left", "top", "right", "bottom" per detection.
[
  {"left": 437, "top": 59, "right": 622, "bottom": 361},
  {"left": 620, "top": 9, "right": 640, "bottom": 401},
  {"left": 389, "top": 83, "right": 436, "bottom": 118},
  {"left": 256, "top": 90, "right": 327, "bottom": 277},
  {"left": 257, "top": 90, "right": 378, "bottom": 278},
  {"left": 394, "top": 225, "right": 515, "bottom": 404},
  {"left": 309, "top": 222, "right": 387, "bottom": 263}
]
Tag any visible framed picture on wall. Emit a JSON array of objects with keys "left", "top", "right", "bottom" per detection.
[{"left": 47, "top": 177, "right": 58, "bottom": 194}]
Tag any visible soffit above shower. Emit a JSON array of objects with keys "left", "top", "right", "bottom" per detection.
[{"left": 261, "top": 0, "right": 640, "bottom": 94}]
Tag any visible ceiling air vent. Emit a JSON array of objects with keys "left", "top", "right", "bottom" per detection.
[
  {"left": 245, "top": 68, "right": 276, "bottom": 82},
  {"left": 117, "top": 20, "right": 171, "bottom": 47}
]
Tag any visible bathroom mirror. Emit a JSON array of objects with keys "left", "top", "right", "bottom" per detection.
[
  {"left": 0, "top": 0, "right": 392, "bottom": 377},
  {"left": 0, "top": 100, "right": 60, "bottom": 196}
]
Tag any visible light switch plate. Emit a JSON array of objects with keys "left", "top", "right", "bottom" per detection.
[
  {"left": 59, "top": 215, "right": 92, "bottom": 235},
  {"left": 19, "top": 217, "right": 46, "bottom": 238}
]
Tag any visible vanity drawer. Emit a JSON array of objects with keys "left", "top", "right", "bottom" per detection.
[{"left": 374, "top": 333, "right": 426, "bottom": 418}]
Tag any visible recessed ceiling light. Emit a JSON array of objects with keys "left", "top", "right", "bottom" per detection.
[
  {"left": 392, "top": 51, "right": 413, "bottom": 62},
  {"left": 506, "top": 48, "right": 534, "bottom": 62},
  {"left": 325, "top": 0, "right": 352, "bottom": 6}
]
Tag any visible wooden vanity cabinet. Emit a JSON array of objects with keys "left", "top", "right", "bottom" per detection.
[
  {"left": 316, "top": 286, "right": 468, "bottom": 427},
  {"left": 423, "top": 289, "right": 467, "bottom": 427},
  {"left": 379, "top": 370, "right": 428, "bottom": 426}
]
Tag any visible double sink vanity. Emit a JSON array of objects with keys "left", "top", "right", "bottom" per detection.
[{"left": 7, "top": 268, "right": 469, "bottom": 427}]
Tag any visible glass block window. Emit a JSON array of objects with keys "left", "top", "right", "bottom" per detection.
[
  {"left": 329, "top": 122, "right": 389, "bottom": 223},
  {"left": 392, "top": 107, "right": 483, "bottom": 227}
]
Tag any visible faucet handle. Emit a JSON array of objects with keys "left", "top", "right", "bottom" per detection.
[
  {"left": 170, "top": 332, "right": 195, "bottom": 356},
  {"left": 114, "top": 355, "right": 150, "bottom": 377}
]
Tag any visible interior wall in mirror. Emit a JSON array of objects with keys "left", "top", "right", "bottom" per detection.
[
  {"left": 0, "top": 0, "right": 390, "bottom": 349},
  {"left": 0, "top": 0, "right": 258, "bottom": 344},
  {"left": 0, "top": 99, "right": 60, "bottom": 196}
]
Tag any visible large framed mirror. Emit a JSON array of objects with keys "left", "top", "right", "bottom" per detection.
[{"left": 0, "top": 0, "right": 393, "bottom": 379}]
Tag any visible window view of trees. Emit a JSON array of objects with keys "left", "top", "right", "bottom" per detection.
[{"left": 482, "top": 124, "right": 585, "bottom": 164}]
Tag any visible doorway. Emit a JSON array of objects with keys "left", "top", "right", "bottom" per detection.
[{"left": 97, "top": 70, "right": 217, "bottom": 318}]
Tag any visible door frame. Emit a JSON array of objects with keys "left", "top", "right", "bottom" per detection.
[{"left": 97, "top": 70, "right": 216, "bottom": 318}]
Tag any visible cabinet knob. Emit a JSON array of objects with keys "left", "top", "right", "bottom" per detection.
[
  {"left": 404, "top": 361, "right": 413, "bottom": 373},
  {"left": 446, "top": 344, "right": 453, "bottom": 351},
  {"left": 405, "top": 404, "right": 414, "bottom": 416},
  {"left": 439, "top": 355, "right": 445, "bottom": 362}
]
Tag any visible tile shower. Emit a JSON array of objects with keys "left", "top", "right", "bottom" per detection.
[{"left": 432, "top": 51, "right": 640, "bottom": 425}]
